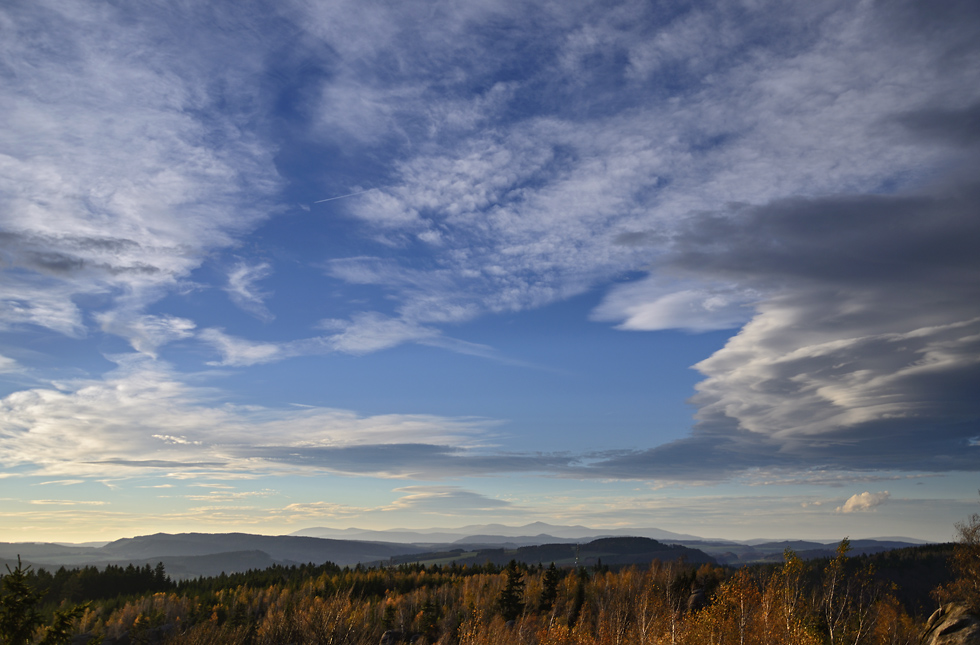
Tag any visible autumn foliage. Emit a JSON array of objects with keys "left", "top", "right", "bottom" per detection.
[{"left": 0, "top": 539, "right": 928, "bottom": 645}]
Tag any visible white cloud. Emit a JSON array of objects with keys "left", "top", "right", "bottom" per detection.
[
  {"left": 0, "top": 1, "right": 282, "bottom": 337},
  {"left": 318, "top": 312, "right": 440, "bottom": 354},
  {"left": 199, "top": 328, "right": 283, "bottom": 367},
  {"left": 279, "top": 501, "right": 366, "bottom": 520},
  {"left": 692, "top": 302, "right": 980, "bottom": 438},
  {"left": 2, "top": 0, "right": 977, "bottom": 492},
  {"left": 225, "top": 262, "right": 275, "bottom": 322},
  {"left": 0, "top": 356, "right": 495, "bottom": 479},
  {"left": 0, "top": 280, "right": 86, "bottom": 338},
  {"left": 199, "top": 314, "right": 501, "bottom": 367},
  {"left": 29, "top": 500, "right": 108, "bottom": 506},
  {"left": 387, "top": 486, "right": 515, "bottom": 513},
  {"left": 593, "top": 278, "right": 757, "bottom": 332},
  {"left": 0, "top": 354, "right": 20, "bottom": 373},
  {"left": 837, "top": 491, "right": 891, "bottom": 513},
  {"left": 311, "top": 0, "right": 972, "bottom": 347},
  {"left": 97, "top": 314, "right": 196, "bottom": 357}
]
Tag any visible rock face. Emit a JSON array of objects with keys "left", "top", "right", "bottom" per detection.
[
  {"left": 379, "top": 631, "right": 404, "bottom": 645},
  {"left": 920, "top": 604, "right": 980, "bottom": 645},
  {"left": 687, "top": 588, "right": 706, "bottom": 613}
]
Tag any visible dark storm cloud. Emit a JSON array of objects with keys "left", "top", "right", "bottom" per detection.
[
  {"left": 255, "top": 443, "right": 577, "bottom": 478},
  {"left": 894, "top": 101, "right": 980, "bottom": 147},
  {"left": 604, "top": 173, "right": 980, "bottom": 478},
  {"left": 582, "top": 417, "right": 980, "bottom": 481},
  {"left": 874, "top": 0, "right": 980, "bottom": 53},
  {"left": 665, "top": 184, "right": 980, "bottom": 288}
]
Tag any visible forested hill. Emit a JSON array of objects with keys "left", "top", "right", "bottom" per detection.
[
  {"left": 0, "top": 533, "right": 431, "bottom": 579},
  {"left": 3, "top": 538, "right": 969, "bottom": 645},
  {"left": 98, "top": 532, "right": 428, "bottom": 563},
  {"left": 390, "top": 536, "right": 716, "bottom": 567}
]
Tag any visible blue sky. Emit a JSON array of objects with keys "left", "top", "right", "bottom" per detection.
[{"left": 1, "top": 0, "right": 979, "bottom": 543}]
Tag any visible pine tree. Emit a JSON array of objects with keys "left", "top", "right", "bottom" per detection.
[
  {"left": 539, "top": 563, "right": 561, "bottom": 612},
  {"left": 497, "top": 560, "right": 525, "bottom": 621},
  {"left": 0, "top": 557, "right": 85, "bottom": 645}
]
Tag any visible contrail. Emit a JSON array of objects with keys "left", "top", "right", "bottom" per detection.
[{"left": 313, "top": 189, "right": 373, "bottom": 204}]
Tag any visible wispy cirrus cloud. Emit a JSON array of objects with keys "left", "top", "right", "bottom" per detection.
[
  {"left": 97, "top": 314, "right": 196, "bottom": 357},
  {"left": 291, "top": 0, "right": 980, "bottom": 441},
  {"left": 226, "top": 262, "right": 275, "bottom": 322},
  {"left": 2, "top": 0, "right": 979, "bottom": 525},
  {"left": 318, "top": 313, "right": 440, "bottom": 354},
  {"left": 200, "top": 313, "right": 503, "bottom": 365},
  {"left": 29, "top": 499, "right": 108, "bottom": 506},
  {"left": 279, "top": 501, "right": 366, "bottom": 521},
  {"left": 0, "top": 356, "right": 504, "bottom": 480},
  {"left": 198, "top": 328, "right": 283, "bottom": 367},
  {"left": 0, "top": 354, "right": 20, "bottom": 374},
  {"left": 289, "top": 0, "right": 978, "bottom": 480},
  {"left": 0, "top": 1, "right": 282, "bottom": 339},
  {"left": 311, "top": 0, "right": 962, "bottom": 317}
]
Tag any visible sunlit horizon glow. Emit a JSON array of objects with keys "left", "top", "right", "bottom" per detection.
[{"left": 1, "top": 0, "right": 979, "bottom": 547}]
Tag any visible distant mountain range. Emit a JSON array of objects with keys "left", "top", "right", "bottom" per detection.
[
  {"left": 0, "top": 533, "right": 430, "bottom": 579},
  {"left": 0, "top": 523, "right": 932, "bottom": 579},
  {"left": 289, "top": 521, "right": 704, "bottom": 543},
  {"left": 391, "top": 536, "right": 716, "bottom": 568},
  {"left": 288, "top": 522, "right": 929, "bottom": 564}
]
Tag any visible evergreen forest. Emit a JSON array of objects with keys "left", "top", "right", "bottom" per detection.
[{"left": 1, "top": 516, "right": 978, "bottom": 645}]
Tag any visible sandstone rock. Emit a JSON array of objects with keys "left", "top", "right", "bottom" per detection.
[{"left": 920, "top": 603, "right": 980, "bottom": 645}]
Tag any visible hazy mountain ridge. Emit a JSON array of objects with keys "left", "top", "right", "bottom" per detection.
[
  {"left": 0, "top": 525, "right": 929, "bottom": 579},
  {"left": 0, "top": 533, "right": 429, "bottom": 579},
  {"left": 290, "top": 521, "right": 702, "bottom": 542},
  {"left": 392, "top": 536, "right": 717, "bottom": 568}
]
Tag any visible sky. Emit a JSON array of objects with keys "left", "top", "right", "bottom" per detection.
[{"left": 1, "top": 0, "right": 979, "bottom": 544}]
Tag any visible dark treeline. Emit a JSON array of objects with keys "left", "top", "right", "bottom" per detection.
[
  {"left": 2, "top": 525, "right": 977, "bottom": 645},
  {"left": 19, "top": 561, "right": 173, "bottom": 606},
  {"left": 14, "top": 545, "right": 955, "bottom": 616}
]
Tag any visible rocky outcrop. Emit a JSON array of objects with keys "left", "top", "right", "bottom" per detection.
[
  {"left": 687, "top": 588, "right": 706, "bottom": 613},
  {"left": 920, "top": 604, "right": 980, "bottom": 645},
  {"left": 380, "top": 631, "right": 404, "bottom": 645}
]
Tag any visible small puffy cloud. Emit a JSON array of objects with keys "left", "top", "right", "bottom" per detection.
[{"left": 837, "top": 491, "right": 891, "bottom": 514}]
